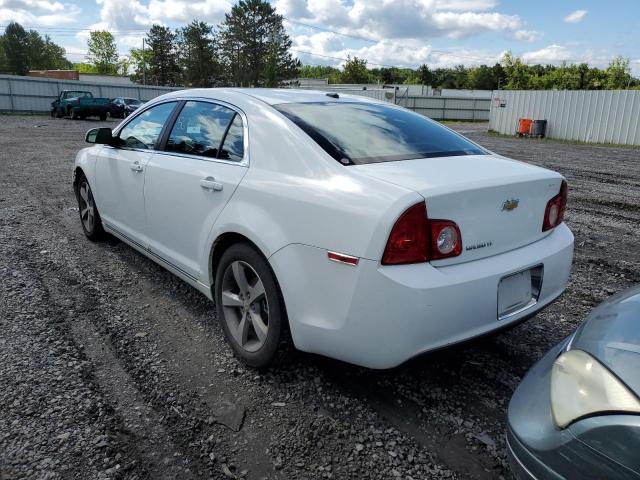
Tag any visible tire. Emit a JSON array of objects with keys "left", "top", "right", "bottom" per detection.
[
  {"left": 215, "top": 243, "right": 292, "bottom": 369},
  {"left": 75, "top": 175, "right": 105, "bottom": 241},
  {"left": 55, "top": 107, "right": 63, "bottom": 118},
  {"left": 99, "top": 112, "right": 107, "bottom": 121}
]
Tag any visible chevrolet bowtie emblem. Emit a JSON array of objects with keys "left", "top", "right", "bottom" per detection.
[{"left": 502, "top": 198, "right": 519, "bottom": 211}]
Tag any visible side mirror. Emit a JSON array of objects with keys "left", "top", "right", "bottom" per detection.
[{"left": 86, "top": 127, "right": 114, "bottom": 145}]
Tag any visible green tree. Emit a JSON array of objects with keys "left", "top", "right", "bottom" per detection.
[
  {"left": 606, "top": 56, "right": 632, "bottom": 89},
  {"left": 501, "top": 51, "right": 531, "bottom": 90},
  {"left": 341, "top": 56, "right": 369, "bottom": 83},
  {"left": 218, "top": 0, "right": 299, "bottom": 86},
  {"left": 0, "top": 39, "right": 7, "bottom": 72},
  {"left": 297, "top": 64, "right": 341, "bottom": 83},
  {"left": 87, "top": 31, "right": 119, "bottom": 74},
  {"left": 146, "top": 25, "right": 181, "bottom": 86},
  {"left": 415, "top": 64, "right": 434, "bottom": 85},
  {"left": 466, "top": 65, "right": 496, "bottom": 90},
  {"left": 3, "top": 21, "right": 30, "bottom": 75},
  {"left": 43, "top": 36, "right": 72, "bottom": 69},
  {"left": 177, "top": 20, "right": 218, "bottom": 87},
  {"left": 128, "top": 47, "right": 151, "bottom": 83}
]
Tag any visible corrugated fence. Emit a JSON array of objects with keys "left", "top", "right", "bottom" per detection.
[
  {"left": 0, "top": 74, "right": 179, "bottom": 113},
  {"left": 0, "top": 74, "right": 492, "bottom": 122},
  {"left": 489, "top": 89, "right": 640, "bottom": 146},
  {"left": 396, "top": 95, "right": 491, "bottom": 121}
]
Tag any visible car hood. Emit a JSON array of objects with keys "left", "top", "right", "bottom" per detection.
[{"left": 570, "top": 285, "right": 640, "bottom": 395}]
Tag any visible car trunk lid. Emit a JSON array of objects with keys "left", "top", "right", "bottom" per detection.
[{"left": 352, "top": 154, "right": 564, "bottom": 266}]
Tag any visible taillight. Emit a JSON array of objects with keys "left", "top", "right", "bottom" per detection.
[
  {"left": 543, "top": 180, "right": 568, "bottom": 231},
  {"left": 77, "top": 98, "right": 81, "bottom": 105},
  {"left": 382, "top": 202, "right": 462, "bottom": 265},
  {"left": 382, "top": 202, "right": 429, "bottom": 265},
  {"left": 430, "top": 220, "right": 462, "bottom": 260}
]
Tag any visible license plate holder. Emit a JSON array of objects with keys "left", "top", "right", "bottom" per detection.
[{"left": 498, "top": 266, "right": 543, "bottom": 320}]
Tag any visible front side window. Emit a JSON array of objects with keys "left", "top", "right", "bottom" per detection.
[
  {"left": 273, "top": 101, "right": 486, "bottom": 165},
  {"left": 118, "top": 102, "right": 176, "bottom": 150},
  {"left": 166, "top": 101, "right": 242, "bottom": 160}
]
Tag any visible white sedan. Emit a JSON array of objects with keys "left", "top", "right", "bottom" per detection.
[{"left": 73, "top": 89, "right": 574, "bottom": 369}]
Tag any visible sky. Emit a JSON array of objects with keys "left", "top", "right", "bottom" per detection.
[{"left": 0, "top": 0, "right": 639, "bottom": 75}]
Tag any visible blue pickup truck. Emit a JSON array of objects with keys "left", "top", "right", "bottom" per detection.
[{"left": 51, "top": 90, "right": 111, "bottom": 120}]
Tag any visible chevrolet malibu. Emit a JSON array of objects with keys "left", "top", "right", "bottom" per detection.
[{"left": 73, "top": 89, "right": 574, "bottom": 369}]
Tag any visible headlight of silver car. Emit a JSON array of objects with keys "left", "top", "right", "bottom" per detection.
[{"left": 551, "top": 349, "right": 640, "bottom": 429}]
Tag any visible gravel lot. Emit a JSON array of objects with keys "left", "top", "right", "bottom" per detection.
[{"left": 1, "top": 116, "right": 638, "bottom": 480}]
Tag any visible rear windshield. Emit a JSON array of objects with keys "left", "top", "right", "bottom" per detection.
[
  {"left": 273, "top": 101, "right": 486, "bottom": 165},
  {"left": 124, "top": 98, "right": 142, "bottom": 105}
]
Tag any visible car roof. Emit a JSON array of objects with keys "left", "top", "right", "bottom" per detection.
[{"left": 160, "top": 88, "right": 384, "bottom": 106}]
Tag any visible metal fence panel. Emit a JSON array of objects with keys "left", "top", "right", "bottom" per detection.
[
  {"left": 0, "top": 75, "right": 181, "bottom": 113},
  {"left": 396, "top": 96, "right": 490, "bottom": 121},
  {"left": 489, "top": 89, "right": 640, "bottom": 146}
]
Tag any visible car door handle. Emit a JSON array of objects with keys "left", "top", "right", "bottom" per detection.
[
  {"left": 200, "top": 177, "right": 223, "bottom": 192},
  {"left": 130, "top": 162, "right": 143, "bottom": 172}
]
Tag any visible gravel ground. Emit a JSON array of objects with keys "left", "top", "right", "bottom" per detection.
[{"left": 1, "top": 116, "right": 638, "bottom": 480}]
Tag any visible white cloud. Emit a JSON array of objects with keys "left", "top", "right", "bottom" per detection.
[
  {"left": 520, "top": 44, "right": 627, "bottom": 72},
  {"left": 514, "top": 29, "right": 540, "bottom": 42},
  {"left": 564, "top": 9, "right": 587, "bottom": 23},
  {"left": 276, "top": 0, "right": 527, "bottom": 41},
  {"left": 430, "top": 0, "right": 499, "bottom": 11},
  {"left": 522, "top": 44, "right": 571, "bottom": 63},
  {"left": 0, "top": 0, "right": 80, "bottom": 26},
  {"left": 147, "top": 0, "right": 228, "bottom": 24},
  {"left": 292, "top": 30, "right": 502, "bottom": 69}
]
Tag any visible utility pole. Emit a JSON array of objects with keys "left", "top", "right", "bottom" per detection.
[{"left": 142, "top": 37, "right": 147, "bottom": 85}]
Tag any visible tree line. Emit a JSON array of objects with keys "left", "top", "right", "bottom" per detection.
[
  {"left": 1, "top": 0, "right": 638, "bottom": 91},
  {"left": 299, "top": 53, "right": 639, "bottom": 90}
]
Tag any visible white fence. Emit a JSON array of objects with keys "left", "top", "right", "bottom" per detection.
[
  {"left": 397, "top": 95, "right": 491, "bottom": 121},
  {"left": 0, "top": 74, "right": 180, "bottom": 113},
  {"left": 489, "top": 89, "right": 640, "bottom": 146},
  {"left": 0, "top": 74, "right": 492, "bottom": 122},
  {"left": 293, "top": 85, "right": 490, "bottom": 120}
]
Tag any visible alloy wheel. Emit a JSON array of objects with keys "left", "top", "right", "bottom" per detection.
[
  {"left": 79, "top": 181, "right": 95, "bottom": 232},
  {"left": 221, "top": 261, "right": 269, "bottom": 352}
]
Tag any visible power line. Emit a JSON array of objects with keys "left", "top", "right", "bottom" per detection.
[{"left": 283, "top": 18, "right": 377, "bottom": 43}]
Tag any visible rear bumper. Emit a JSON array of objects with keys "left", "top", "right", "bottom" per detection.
[{"left": 270, "top": 223, "right": 574, "bottom": 368}]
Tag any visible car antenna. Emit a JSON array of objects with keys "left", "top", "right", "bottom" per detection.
[{"left": 325, "top": 92, "right": 339, "bottom": 99}]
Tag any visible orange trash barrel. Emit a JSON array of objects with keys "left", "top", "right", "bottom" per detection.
[{"left": 517, "top": 118, "right": 533, "bottom": 136}]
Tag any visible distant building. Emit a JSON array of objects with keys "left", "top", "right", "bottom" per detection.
[{"left": 28, "top": 70, "right": 79, "bottom": 81}]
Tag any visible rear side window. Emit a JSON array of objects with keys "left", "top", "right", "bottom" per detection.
[
  {"left": 219, "top": 114, "right": 244, "bottom": 162},
  {"left": 273, "top": 101, "right": 486, "bottom": 165},
  {"left": 166, "top": 101, "right": 243, "bottom": 160},
  {"left": 118, "top": 102, "right": 176, "bottom": 150}
]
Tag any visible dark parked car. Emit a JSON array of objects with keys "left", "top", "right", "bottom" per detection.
[
  {"left": 508, "top": 285, "right": 640, "bottom": 479},
  {"left": 51, "top": 90, "right": 110, "bottom": 120},
  {"left": 109, "top": 97, "right": 143, "bottom": 118}
]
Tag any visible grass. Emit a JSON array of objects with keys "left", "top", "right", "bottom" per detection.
[{"left": 487, "top": 129, "right": 640, "bottom": 149}]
